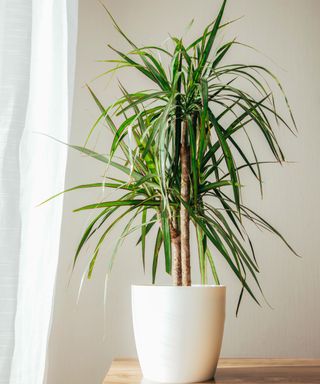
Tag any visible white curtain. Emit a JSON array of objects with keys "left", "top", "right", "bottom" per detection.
[
  {"left": 0, "top": 1, "right": 32, "bottom": 382},
  {"left": 0, "top": 1, "right": 78, "bottom": 383}
]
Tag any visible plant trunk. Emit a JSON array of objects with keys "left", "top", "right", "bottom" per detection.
[
  {"left": 180, "top": 119, "right": 191, "bottom": 286},
  {"left": 170, "top": 215, "right": 182, "bottom": 286}
]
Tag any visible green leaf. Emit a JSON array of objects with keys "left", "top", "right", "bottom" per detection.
[
  {"left": 236, "top": 287, "right": 244, "bottom": 316},
  {"left": 194, "top": 0, "right": 227, "bottom": 81},
  {"left": 75, "top": 208, "right": 110, "bottom": 269},
  {"left": 108, "top": 45, "right": 164, "bottom": 88},
  {"left": 74, "top": 199, "right": 160, "bottom": 212},
  {"left": 206, "top": 247, "right": 220, "bottom": 285},
  {"left": 208, "top": 109, "right": 240, "bottom": 211},
  {"left": 209, "top": 39, "right": 235, "bottom": 72},
  {"left": 196, "top": 225, "right": 206, "bottom": 284},
  {"left": 199, "top": 180, "right": 233, "bottom": 194},
  {"left": 141, "top": 208, "right": 147, "bottom": 272},
  {"left": 187, "top": 115, "right": 198, "bottom": 206},
  {"left": 160, "top": 204, "right": 172, "bottom": 274},
  {"left": 152, "top": 228, "right": 163, "bottom": 283},
  {"left": 39, "top": 182, "right": 129, "bottom": 206},
  {"left": 136, "top": 213, "right": 157, "bottom": 245},
  {"left": 108, "top": 208, "right": 142, "bottom": 273}
]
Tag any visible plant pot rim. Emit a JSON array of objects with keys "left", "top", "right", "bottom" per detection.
[{"left": 132, "top": 284, "right": 226, "bottom": 289}]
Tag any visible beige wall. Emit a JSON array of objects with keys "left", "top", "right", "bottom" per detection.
[{"left": 47, "top": 1, "right": 320, "bottom": 384}]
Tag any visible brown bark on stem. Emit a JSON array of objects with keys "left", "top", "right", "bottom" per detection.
[
  {"left": 180, "top": 120, "right": 191, "bottom": 286},
  {"left": 170, "top": 216, "right": 182, "bottom": 286}
]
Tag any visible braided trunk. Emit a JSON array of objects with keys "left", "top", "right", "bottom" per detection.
[{"left": 180, "top": 119, "right": 191, "bottom": 286}]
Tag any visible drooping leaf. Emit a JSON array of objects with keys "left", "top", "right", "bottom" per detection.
[
  {"left": 152, "top": 228, "right": 163, "bottom": 283},
  {"left": 141, "top": 208, "right": 147, "bottom": 271}
]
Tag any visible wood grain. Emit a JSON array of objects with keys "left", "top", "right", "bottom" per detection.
[{"left": 103, "top": 358, "right": 320, "bottom": 384}]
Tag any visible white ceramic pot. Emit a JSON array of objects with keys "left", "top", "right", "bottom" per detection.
[{"left": 131, "top": 285, "right": 226, "bottom": 383}]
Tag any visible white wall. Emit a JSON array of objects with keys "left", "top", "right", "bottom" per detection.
[{"left": 47, "top": 1, "right": 320, "bottom": 384}]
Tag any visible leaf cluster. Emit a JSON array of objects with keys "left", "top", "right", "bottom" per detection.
[{"left": 46, "top": 0, "right": 297, "bottom": 312}]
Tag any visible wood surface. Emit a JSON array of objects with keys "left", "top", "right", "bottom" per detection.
[{"left": 103, "top": 358, "right": 320, "bottom": 384}]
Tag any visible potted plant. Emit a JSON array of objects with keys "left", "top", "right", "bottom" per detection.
[{"left": 46, "top": 0, "right": 297, "bottom": 382}]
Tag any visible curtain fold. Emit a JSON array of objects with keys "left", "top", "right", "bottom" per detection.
[
  {"left": 0, "top": 1, "right": 32, "bottom": 383},
  {"left": 0, "top": 1, "right": 78, "bottom": 383}
]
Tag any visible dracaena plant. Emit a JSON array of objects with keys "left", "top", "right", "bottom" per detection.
[{"left": 47, "top": 0, "right": 297, "bottom": 313}]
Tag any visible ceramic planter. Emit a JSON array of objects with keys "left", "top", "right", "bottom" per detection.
[{"left": 132, "top": 285, "right": 226, "bottom": 383}]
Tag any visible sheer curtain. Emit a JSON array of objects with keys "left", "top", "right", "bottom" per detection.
[
  {"left": 0, "top": 1, "right": 32, "bottom": 382},
  {"left": 0, "top": 1, "right": 78, "bottom": 383}
]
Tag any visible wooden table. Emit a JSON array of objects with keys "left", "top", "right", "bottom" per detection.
[{"left": 103, "top": 358, "right": 320, "bottom": 384}]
